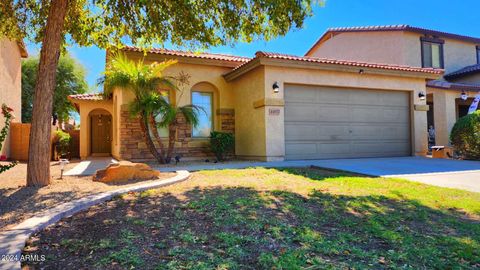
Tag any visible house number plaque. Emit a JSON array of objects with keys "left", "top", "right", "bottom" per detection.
[{"left": 268, "top": 108, "right": 281, "bottom": 116}]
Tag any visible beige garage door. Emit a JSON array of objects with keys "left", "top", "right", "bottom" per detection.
[{"left": 284, "top": 85, "right": 411, "bottom": 160}]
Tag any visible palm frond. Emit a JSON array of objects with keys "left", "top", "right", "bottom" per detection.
[
  {"left": 156, "top": 105, "right": 178, "bottom": 128},
  {"left": 179, "top": 104, "right": 204, "bottom": 128}
]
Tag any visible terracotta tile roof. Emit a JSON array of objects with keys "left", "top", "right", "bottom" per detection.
[
  {"left": 444, "top": 64, "right": 480, "bottom": 79},
  {"left": 306, "top": 25, "right": 480, "bottom": 55},
  {"left": 121, "top": 46, "right": 251, "bottom": 63},
  {"left": 249, "top": 51, "right": 443, "bottom": 74},
  {"left": 68, "top": 93, "right": 104, "bottom": 101},
  {"left": 427, "top": 80, "right": 480, "bottom": 91}
]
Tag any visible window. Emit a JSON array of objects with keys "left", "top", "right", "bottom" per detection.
[
  {"left": 192, "top": 91, "right": 213, "bottom": 138},
  {"left": 421, "top": 38, "right": 444, "bottom": 68},
  {"left": 155, "top": 90, "right": 170, "bottom": 137},
  {"left": 477, "top": 46, "right": 480, "bottom": 64}
]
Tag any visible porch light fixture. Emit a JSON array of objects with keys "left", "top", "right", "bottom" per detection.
[
  {"left": 418, "top": 91, "right": 426, "bottom": 100},
  {"left": 272, "top": 82, "right": 280, "bottom": 93},
  {"left": 460, "top": 91, "right": 468, "bottom": 100},
  {"left": 358, "top": 69, "right": 365, "bottom": 74}
]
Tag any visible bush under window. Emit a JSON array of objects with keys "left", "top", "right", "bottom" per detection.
[{"left": 210, "top": 131, "right": 234, "bottom": 161}]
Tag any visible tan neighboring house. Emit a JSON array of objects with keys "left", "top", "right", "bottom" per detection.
[
  {"left": 0, "top": 38, "right": 28, "bottom": 157},
  {"left": 307, "top": 25, "right": 480, "bottom": 147},
  {"left": 69, "top": 39, "right": 443, "bottom": 161}
]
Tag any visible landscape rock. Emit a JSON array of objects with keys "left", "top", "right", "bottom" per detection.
[{"left": 93, "top": 161, "right": 160, "bottom": 183}]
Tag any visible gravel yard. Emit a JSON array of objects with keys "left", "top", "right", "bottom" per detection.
[{"left": 0, "top": 160, "right": 174, "bottom": 231}]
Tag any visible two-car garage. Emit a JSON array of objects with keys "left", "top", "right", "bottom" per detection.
[{"left": 284, "top": 85, "right": 412, "bottom": 160}]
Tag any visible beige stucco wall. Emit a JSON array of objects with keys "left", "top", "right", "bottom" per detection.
[
  {"left": 308, "top": 31, "right": 410, "bottom": 65},
  {"left": 77, "top": 100, "right": 113, "bottom": 159},
  {"left": 0, "top": 39, "right": 22, "bottom": 157},
  {"left": 259, "top": 64, "right": 430, "bottom": 158},
  {"left": 309, "top": 31, "right": 479, "bottom": 75},
  {"left": 231, "top": 66, "right": 267, "bottom": 159}
]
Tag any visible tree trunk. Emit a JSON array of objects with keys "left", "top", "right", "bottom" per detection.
[
  {"left": 166, "top": 121, "right": 177, "bottom": 163},
  {"left": 149, "top": 113, "right": 166, "bottom": 163},
  {"left": 26, "top": 0, "right": 69, "bottom": 186},
  {"left": 138, "top": 114, "right": 164, "bottom": 163}
]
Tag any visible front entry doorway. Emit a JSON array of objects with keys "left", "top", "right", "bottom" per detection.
[{"left": 90, "top": 114, "right": 112, "bottom": 155}]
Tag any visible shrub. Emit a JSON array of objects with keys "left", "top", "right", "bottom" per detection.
[
  {"left": 450, "top": 110, "right": 480, "bottom": 160},
  {"left": 54, "top": 130, "right": 71, "bottom": 158},
  {"left": 0, "top": 104, "right": 17, "bottom": 173},
  {"left": 210, "top": 131, "right": 234, "bottom": 161}
]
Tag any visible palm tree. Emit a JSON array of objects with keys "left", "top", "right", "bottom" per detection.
[{"left": 100, "top": 53, "right": 204, "bottom": 164}]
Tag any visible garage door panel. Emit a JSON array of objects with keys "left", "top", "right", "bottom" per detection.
[
  {"left": 285, "top": 124, "right": 318, "bottom": 140},
  {"left": 285, "top": 143, "right": 318, "bottom": 155},
  {"left": 383, "top": 108, "right": 409, "bottom": 123},
  {"left": 350, "top": 125, "right": 384, "bottom": 140},
  {"left": 285, "top": 85, "right": 411, "bottom": 160},
  {"left": 383, "top": 125, "right": 410, "bottom": 139},
  {"left": 317, "top": 89, "right": 351, "bottom": 104},
  {"left": 318, "top": 106, "right": 351, "bottom": 122},
  {"left": 351, "top": 91, "right": 384, "bottom": 105},
  {"left": 319, "top": 143, "right": 351, "bottom": 154},
  {"left": 351, "top": 107, "right": 384, "bottom": 122}
]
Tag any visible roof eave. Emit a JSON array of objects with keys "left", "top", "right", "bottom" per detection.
[
  {"left": 224, "top": 57, "right": 442, "bottom": 81},
  {"left": 117, "top": 48, "right": 249, "bottom": 68}
]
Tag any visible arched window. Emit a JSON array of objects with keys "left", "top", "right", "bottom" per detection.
[
  {"left": 192, "top": 91, "right": 213, "bottom": 137},
  {"left": 191, "top": 82, "right": 217, "bottom": 138}
]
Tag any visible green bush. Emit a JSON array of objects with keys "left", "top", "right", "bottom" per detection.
[
  {"left": 210, "top": 131, "right": 234, "bottom": 161},
  {"left": 450, "top": 110, "right": 480, "bottom": 160},
  {"left": 54, "top": 130, "right": 71, "bottom": 158}
]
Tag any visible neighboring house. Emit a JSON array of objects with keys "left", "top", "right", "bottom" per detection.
[
  {"left": 69, "top": 42, "right": 442, "bottom": 161},
  {"left": 0, "top": 38, "right": 28, "bottom": 158},
  {"left": 306, "top": 25, "right": 480, "bottom": 146}
]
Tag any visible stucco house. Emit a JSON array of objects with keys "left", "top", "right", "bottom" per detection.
[
  {"left": 0, "top": 38, "right": 28, "bottom": 157},
  {"left": 307, "top": 25, "right": 480, "bottom": 147},
  {"left": 70, "top": 33, "right": 445, "bottom": 161}
]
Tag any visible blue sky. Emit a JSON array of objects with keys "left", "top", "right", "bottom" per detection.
[{"left": 26, "top": 0, "right": 480, "bottom": 92}]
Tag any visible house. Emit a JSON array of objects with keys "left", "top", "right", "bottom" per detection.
[
  {"left": 0, "top": 38, "right": 28, "bottom": 158},
  {"left": 69, "top": 34, "right": 444, "bottom": 162},
  {"left": 306, "top": 25, "right": 480, "bottom": 147}
]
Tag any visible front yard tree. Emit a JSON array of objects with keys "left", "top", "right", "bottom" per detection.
[
  {"left": 22, "top": 54, "right": 88, "bottom": 124},
  {"left": 1, "top": 0, "right": 317, "bottom": 186}
]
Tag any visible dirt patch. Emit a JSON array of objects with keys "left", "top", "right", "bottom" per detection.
[{"left": 0, "top": 160, "right": 175, "bottom": 231}]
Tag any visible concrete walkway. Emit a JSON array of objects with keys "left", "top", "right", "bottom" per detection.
[
  {"left": 156, "top": 157, "right": 480, "bottom": 193},
  {"left": 64, "top": 157, "right": 118, "bottom": 176},
  {"left": 0, "top": 171, "right": 190, "bottom": 270}
]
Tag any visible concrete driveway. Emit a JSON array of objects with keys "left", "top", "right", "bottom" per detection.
[
  {"left": 158, "top": 157, "right": 480, "bottom": 193},
  {"left": 307, "top": 157, "right": 480, "bottom": 193}
]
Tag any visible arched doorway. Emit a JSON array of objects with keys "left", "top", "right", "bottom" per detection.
[{"left": 89, "top": 109, "right": 112, "bottom": 156}]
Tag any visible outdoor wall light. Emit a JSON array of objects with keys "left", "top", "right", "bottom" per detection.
[
  {"left": 273, "top": 82, "right": 280, "bottom": 93},
  {"left": 418, "top": 91, "right": 426, "bottom": 100},
  {"left": 358, "top": 69, "right": 365, "bottom": 74},
  {"left": 460, "top": 91, "right": 468, "bottom": 100}
]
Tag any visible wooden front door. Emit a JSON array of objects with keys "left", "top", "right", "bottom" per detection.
[{"left": 91, "top": 114, "right": 112, "bottom": 154}]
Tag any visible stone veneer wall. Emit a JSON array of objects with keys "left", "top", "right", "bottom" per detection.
[{"left": 119, "top": 107, "right": 235, "bottom": 161}]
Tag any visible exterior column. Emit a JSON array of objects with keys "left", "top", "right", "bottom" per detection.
[
  {"left": 79, "top": 109, "right": 89, "bottom": 159},
  {"left": 433, "top": 90, "right": 457, "bottom": 146},
  {"left": 413, "top": 87, "right": 429, "bottom": 156},
  {"left": 263, "top": 78, "right": 285, "bottom": 161}
]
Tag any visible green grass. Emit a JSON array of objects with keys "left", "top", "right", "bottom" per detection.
[{"left": 23, "top": 167, "right": 480, "bottom": 269}]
